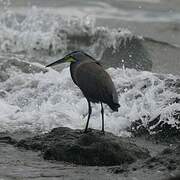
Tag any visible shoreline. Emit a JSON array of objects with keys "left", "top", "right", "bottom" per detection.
[{"left": 0, "top": 128, "right": 179, "bottom": 180}]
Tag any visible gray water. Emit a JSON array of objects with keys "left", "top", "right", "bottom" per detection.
[{"left": 1, "top": 0, "right": 180, "bottom": 75}]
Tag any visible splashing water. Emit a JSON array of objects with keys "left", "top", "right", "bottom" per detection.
[
  {"left": 0, "top": 5, "right": 133, "bottom": 57},
  {"left": 0, "top": 2, "right": 179, "bottom": 136},
  {"left": 0, "top": 57, "right": 179, "bottom": 136}
]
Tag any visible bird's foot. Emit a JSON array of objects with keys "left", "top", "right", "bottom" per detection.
[
  {"left": 83, "top": 128, "right": 92, "bottom": 133},
  {"left": 100, "top": 130, "right": 105, "bottom": 135}
]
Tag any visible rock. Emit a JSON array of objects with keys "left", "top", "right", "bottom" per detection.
[
  {"left": 148, "top": 114, "right": 180, "bottom": 141},
  {"left": 130, "top": 111, "right": 180, "bottom": 142},
  {"left": 100, "top": 36, "right": 152, "bottom": 71},
  {"left": 108, "top": 165, "right": 129, "bottom": 174},
  {"left": 17, "top": 127, "right": 150, "bottom": 166},
  {"left": 0, "top": 134, "right": 17, "bottom": 145},
  {"left": 166, "top": 175, "right": 180, "bottom": 180},
  {"left": 143, "top": 145, "right": 180, "bottom": 172},
  {"left": 130, "top": 119, "right": 149, "bottom": 137},
  {"left": 128, "top": 75, "right": 180, "bottom": 140}
]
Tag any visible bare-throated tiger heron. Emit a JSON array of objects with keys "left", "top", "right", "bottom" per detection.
[{"left": 46, "top": 51, "right": 120, "bottom": 133}]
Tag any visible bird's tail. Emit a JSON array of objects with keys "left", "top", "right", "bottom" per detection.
[{"left": 109, "top": 103, "right": 120, "bottom": 112}]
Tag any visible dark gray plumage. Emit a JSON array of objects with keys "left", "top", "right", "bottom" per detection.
[{"left": 46, "top": 51, "right": 120, "bottom": 133}]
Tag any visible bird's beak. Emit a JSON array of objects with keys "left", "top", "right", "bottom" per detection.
[{"left": 46, "top": 57, "right": 66, "bottom": 67}]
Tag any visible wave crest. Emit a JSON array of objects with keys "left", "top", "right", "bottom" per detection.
[{"left": 0, "top": 7, "right": 131, "bottom": 54}]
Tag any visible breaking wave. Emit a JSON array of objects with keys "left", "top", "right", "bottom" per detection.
[
  {"left": 0, "top": 6, "right": 132, "bottom": 55},
  {"left": 0, "top": 58, "right": 179, "bottom": 136},
  {"left": 0, "top": 3, "right": 179, "bottom": 136},
  {"left": 0, "top": 5, "right": 152, "bottom": 71}
]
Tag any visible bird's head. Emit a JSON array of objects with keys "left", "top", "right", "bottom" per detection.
[{"left": 46, "top": 51, "right": 96, "bottom": 67}]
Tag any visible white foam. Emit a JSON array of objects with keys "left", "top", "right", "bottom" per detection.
[
  {"left": 0, "top": 64, "right": 179, "bottom": 135},
  {"left": 0, "top": 5, "right": 133, "bottom": 55}
]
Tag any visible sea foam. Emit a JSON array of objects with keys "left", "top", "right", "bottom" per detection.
[
  {"left": 0, "top": 5, "right": 132, "bottom": 58},
  {"left": 0, "top": 2, "right": 179, "bottom": 136},
  {"left": 0, "top": 58, "right": 179, "bottom": 136}
]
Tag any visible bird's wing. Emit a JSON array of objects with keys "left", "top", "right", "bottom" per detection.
[{"left": 75, "top": 62, "right": 118, "bottom": 105}]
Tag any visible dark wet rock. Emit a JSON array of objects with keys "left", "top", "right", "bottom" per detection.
[
  {"left": 147, "top": 113, "right": 180, "bottom": 142},
  {"left": 164, "top": 78, "right": 180, "bottom": 94},
  {"left": 17, "top": 127, "right": 150, "bottom": 166},
  {"left": 122, "top": 75, "right": 180, "bottom": 141},
  {"left": 100, "top": 36, "right": 152, "bottom": 71},
  {"left": 130, "top": 119, "right": 149, "bottom": 137},
  {"left": 143, "top": 145, "right": 180, "bottom": 172},
  {"left": 165, "top": 78, "right": 180, "bottom": 89},
  {"left": 161, "top": 148, "right": 173, "bottom": 155},
  {"left": 107, "top": 140, "right": 180, "bottom": 175},
  {"left": 0, "top": 133, "right": 17, "bottom": 145},
  {"left": 130, "top": 111, "right": 180, "bottom": 142},
  {"left": 165, "top": 175, "right": 180, "bottom": 180},
  {"left": 108, "top": 165, "right": 129, "bottom": 174}
]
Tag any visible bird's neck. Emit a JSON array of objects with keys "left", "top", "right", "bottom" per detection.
[
  {"left": 70, "top": 61, "right": 89, "bottom": 85},
  {"left": 70, "top": 62, "right": 79, "bottom": 85}
]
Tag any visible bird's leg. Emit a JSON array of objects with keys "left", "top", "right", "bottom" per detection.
[
  {"left": 100, "top": 102, "right": 105, "bottom": 134},
  {"left": 84, "top": 100, "right": 92, "bottom": 133}
]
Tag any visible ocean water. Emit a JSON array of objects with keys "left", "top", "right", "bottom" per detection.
[{"left": 0, "top": 0, "right": 180, "bottom": 136}]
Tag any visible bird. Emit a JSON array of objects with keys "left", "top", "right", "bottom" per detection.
[{"left": 46, "top": 51, "right": 120, "bottom": 133}]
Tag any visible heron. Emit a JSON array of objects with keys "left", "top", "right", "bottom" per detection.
[{"left": 46, "top": 51, "right": 120, "bottom": 133}]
